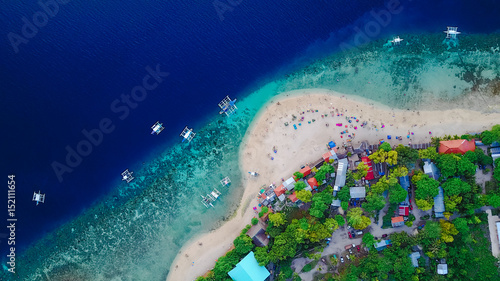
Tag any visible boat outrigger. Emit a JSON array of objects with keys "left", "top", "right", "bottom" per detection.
[
  {"left": 201, "top": 188, "right": 222, "bottom": 208},
  {"left": 151, "top": 121, "right": 165, "bottom": 135},
  {"left": 32, "top": 190, "right": 45, "bottom": 206},
  {"left": 218, "top": 95, "right": 238, "bottom": 116},
  {"left": 180, "top": 126, "right": 196, "bottom": 143},
  {"left": 220, "top": 176, "right": 231, "bottom": 187},
  {"left": 391, "top": 36, "right": 403, "bottom": 45},
  {"left": 121, "top": 169, "right": 134, "bottom": 183},
  {"left": 444, "top": 26, "right": 461, "bottom": 39}
]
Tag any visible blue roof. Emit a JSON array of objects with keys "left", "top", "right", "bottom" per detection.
[
  {"left": 434, "top": 186, "right": 445, "bottom": 216},
  {"left": 329, "top": 141, "right": 336, "bottom": 148},
  {"left": 491, "top": 147, "right": 500, "bottom": 154},
  {"left": 228, "top": 251, "right": 270, "bottom": 281},
  {"left": 399, "top": 176, "right": 410, "bottom": 189}
]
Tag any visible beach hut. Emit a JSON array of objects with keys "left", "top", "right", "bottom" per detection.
[
  {"left": 423, "top": 160, "right": 440, "bottom": 180},
  {"left": 361, "top": 157, "right": 374, "bottom": 180},
  {"left": 391, "top": 216, "right": 405, "bottom": 227},
  {"left": 438, "top": 139, "right": 475, "bottom": 154},
  {"left": 289, "top": 191, "right": 299, "bottom": 203},
  {"left": 328, "top": 141, "right": 336, "bottom": 149},
  {"left": 283, "top": 177, "right": 296, "bottom": 190},
  {"left": 299, "top": 166, "right": 312, "bottom": 177},
  {"left": 434, "top": 187, "right": 445, "bottom": 218},
  {"left": 246, "top": 222, "right": 269, "bottom": 247},
  {"left": 307, "top": 177, "right": 319, "bottom": 189},
  {"left": 228, "top": 251, "right": 270, "bottom": 281},
  {"left": 274, "top": 184, "right": 286, "bottom": 197}
]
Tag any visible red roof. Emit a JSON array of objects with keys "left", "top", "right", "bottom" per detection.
[
  {"left": 361, "top": 157, "right": 375, "bottom": 180},
  {"left": 399, "top": 206, "right": 409, "bottom": 216},
  {"left": 392, "top": 216, "right": 404, "bottom": 223},
  {"left": 260, "top": 193, "right": 267, "bottom": 199},
  {"left": 322, "top": 151, "right": 332, "bottom": 161},
  {"left": 299, "top": 166, "right": 311, "bottom": 177},
  {"left": 289, "top": 191, "right": 299, "bottom": 203},
  {"left": 438, "top": 139, "right": 476, "bottom": 154},
  {"left": 308, "top": 177, "right": 319, "bottom": 188},
  {"left": 274, "top": 185, "right": 285, "bottom": 197}
]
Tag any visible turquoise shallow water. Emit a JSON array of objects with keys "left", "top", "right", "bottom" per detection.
[{"left": 10, "top": 33, "right": 500, "bottom": 280}]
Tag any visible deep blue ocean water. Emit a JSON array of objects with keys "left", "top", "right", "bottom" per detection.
[{"left": 1, "top": 0, "right": 499, "bottom": 278}]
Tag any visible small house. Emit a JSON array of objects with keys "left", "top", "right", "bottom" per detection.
[
  {"left": 391, "top": 216, "right": 405, "bottom": 227},
  {"left": 409, "top": 252, "right": 420, "bottom": 267},
  {"left": 437, "top": 263, "right": 448, "bottom": 275},
  {"left": 331, "top": 199, "right": 341, "bottom": 208},
  {"left": 307, "top": 177, "right": 319, "bottom": 189},
  {"left": 274, "top": 185, "right": 286, "bottom": 197},
  {"left": 438, "top": 139, "right": 475, "bottom": 154},
  {"left": 350, "top": 186, "right": 366, "bottom": 199},
  {"left": 399, "top": 206, "right": 409, "bottom": 216},
  {"left": 246, "top": 222, "right": 269, "bottom": 247},
  {"left": 228, "top": 251, "right": 270, "bottom": 281},
  {"left": 423, "top": 160, "right": 440, "bottom": 180},
  {"left": 283, "top": 177, "right": 296, "bottom": 190},
  {"left": 299, "top": 166, "right": 312, "bottom": 177},
  {"left": 361, "top": 157, "right": 375, "bottom": 180},
  {"left": 289, "top": 191, "right": 299, "bottom": 203},
  {"left": 334, "top": 158, "right": 348, "bottom": 191},
  {"left": 374, "top": 239, "right": 392, "bottom": 251}
]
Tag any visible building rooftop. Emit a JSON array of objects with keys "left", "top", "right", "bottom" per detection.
[
  {"left": 350, "top": 186, "right": 366, "bottom": 199},
  {"left": 434, "top": 186, "right": 445, "bottom": 217},
  {"left": 423, "top": 161, "right": 440, "bottom": 180},
  {"left": 409, "top": 252, "right": 421, "bottom": 267},
  {"left": 361, "top": 157, "right": 374, "bottom": 180},
  {"left": 437, "top": 263, "right": 448, "bottom": 275},
  {"left": 228, "top": 251, "right": 270, "bottom": 281},
  {"left": 308, "top": 177, "right": 319, "bottom": 189},
  {"left": 399, "top": 206, "right": 409, "bottom": 216},
  {"left": 289, "top": 191, "right": 299, "bottom": 203},
  {"left": 439, "top": 139, "right": 475, "bottom": 154},
  {"left": 299, "top": 166, "right": 312, "bottom": 177}
]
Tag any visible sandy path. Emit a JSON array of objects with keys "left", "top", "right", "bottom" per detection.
[{"left": 166, "top": 89, "right": 500, "bottom": 281}]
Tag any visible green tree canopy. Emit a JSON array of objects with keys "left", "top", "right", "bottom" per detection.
[
  {"left": 395, "top": 144, "right": 419, "bottom": 168},
  {"left": 440, "top": 219, "right": 459, "bottom": 243},
  {"left": 354, "top": 216, "right": 372, "bottom": 230},
  {"left": 251, "top": 218, "right": 259, "bottom": 225},
  {"left": 369, "top": 149, "right": 398, "bottom": 165},
  {"left": 389, "top": 183, "right": 408, "bottom": 204},
  {"left": 415, "top": 174, "right": 440, "bottom": 200},
  {"left": 362, "top": 232, "right": 376, "bottom": 249},
  {"left": 309, "top": 187, "right": 334, "bottom": 218},
  {"left": 442, "top": 178, "right": 471, "bottom": 196},
  {"left": 269, "top": 212, "right": 287, "bottom": 227},
  {"left": 487, "top": 193, "right": 500, "bottom": 208},
  {"left": 424, "top": 221, "right": 442, "bottom": 240},
  {"left": 353, "top": 162, "right": 369, "bottom": 180},
  {"left": 335, "top": 214, "right": 346, "bottom": 226},
  {"left": 476, "top": 148, "right": 493, "bottom": 166},
  {"left": 415, "top": 198, "right": 433, "bottom": 211},
  {"left": 463, "top": 150, "right": 477, "bottom": 164},
  {"left": 347, "top": 207, "right": 363, "bottom": 227},
  {"left": 294, "top": 181, "right": 307, "bottom": 191},
  {"left": 391, "top": 166, "right": 408, "bottom": 178},
  {"left": 254, "top": 246, "right": 270, "bottom": 266},
  {"left": 233, "top": 234, "right": 254, "bottom": 254},
  {"left": 444, "top": 195, "right": 462, "bottom": 212},
  {"left": 437, "top": 153, "right": 460, "bottom": 178},
  {"left": 315, "top": 162, "right": 334, "bottom": 183},
  {"left": 380, "top": 142, "right": 392, "bottom": 152},
  {"left": 296, "top": 189, "right": 312, "bottom": 203},
  {"left": 457, "top": 157, "right": 476, "bottom": 177},
  {"left": 363, "top": 193, "right": 386, "bottom": 214},
  {"left": 336, "top": 186, "right": 351, "bottom": 201},
  {"left": 293, "top": 172, "right": 304, "bottom": 179},
  {"left": 419, "top": 146, "right": 438, "bottom": 160}
]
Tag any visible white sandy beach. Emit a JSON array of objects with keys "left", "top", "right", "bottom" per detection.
[{"left": 166, "top": 89, "right": 500, "bottom": 281}]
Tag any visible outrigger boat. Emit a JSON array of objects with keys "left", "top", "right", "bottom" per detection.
[
  {"left": 444, "top": 26, "right": 461, "bottom": 39},
  {"left": 32, "top": 190, "right": 45, "bottom": 206},
  {"left": 220, "top": 176, "right": 231, "bottom": 187},
  {"left": 391, "top": 36, "right": 403, "bottom": 45},
  {"left": 180, "top": 126, "right": 196, "bottom": 143},
  {"left": 121, "top": 169, "right": 134, "bottom": 183},
  {"left": 201, "top": 188, "right": 222, "bottom": 208},
  {"left": 151, "top": 121, "right": 165, "bottom": 135},
  {"left": 218, "top": 96, "right": 238, "bottom": 116}
]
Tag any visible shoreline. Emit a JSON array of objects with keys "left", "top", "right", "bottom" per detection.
[{"left": 166, "top": 89, "right": 500, "bottom": 281}]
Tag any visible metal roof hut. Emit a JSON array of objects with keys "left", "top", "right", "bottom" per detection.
[
  {"left": 350, "top": 186, "right": 366, "bottom": 199},
  {"left": 434, "top": 186, "right": 445, "bottom": 218},
  {"left": 228, "top": 251, "right": 270, "bottom": 281}
]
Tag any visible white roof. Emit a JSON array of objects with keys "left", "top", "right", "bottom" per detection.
[
  {"left": 278, "top": 194, "right": 286, "bottom": 202},
  {"left": 437, "top": 264, "right": 448, "bottom": 275},
  {"left": 350, "top": 186, "right": 366, "bottom": 198},
  {"left": 409, "top": 252, "right": 420, "bottom": 267},
  {"left": 496, "top": 222, "right": 500, "bottom": 245},
  {"left": 283, "top": 177, "right": 295, "bottom": 189}
]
